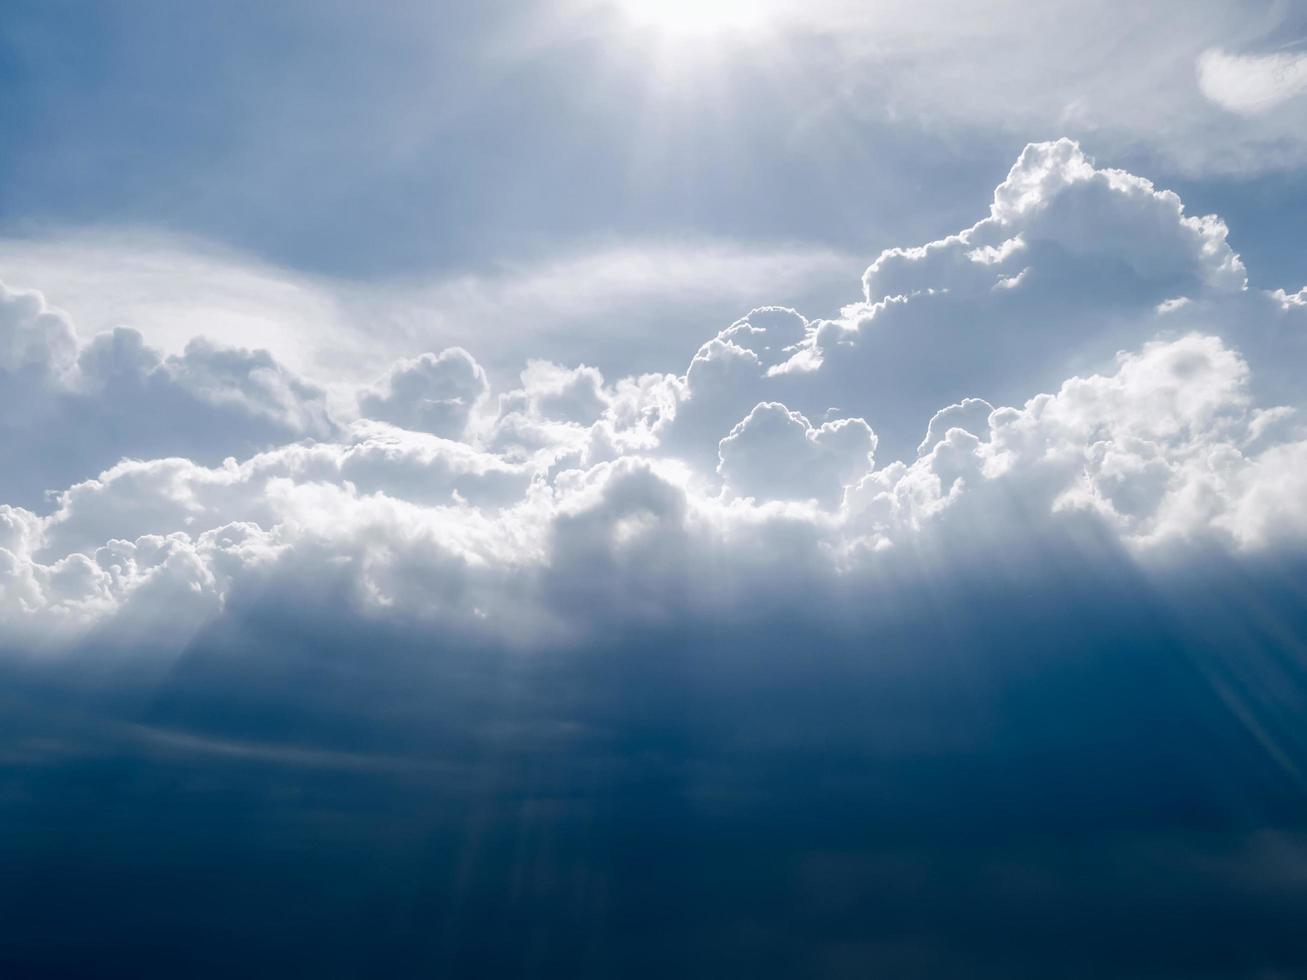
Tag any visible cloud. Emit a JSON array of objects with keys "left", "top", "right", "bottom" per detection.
[
  {"left": 846, "top": 333, "right": 1307, "bottom": 553},
  {"left": 638, "top": 139, "right": 1276, "bottom": 465},
  {"left": 718, "top": 402, "right": 875, "bottom": 507},
  {"left": 357, "top": 348, "right": 489, "bottom": 438},
  {"left": 917, "top": 398, "right": 993, "bottom": 455},
  {"left": 0, "top": 139, "right": 1304, "bottom": 654},
  {"left": 0, "top": 280, "right": 78, "bottom": 376},
  {"left": 510, "top": 361, "right": 610, "bottom": 427},
  {"left": 0, "top": 233, "right": 856, "bottom": 387},
  {"left": 0, "top": 281, "right": 337, "bottom": 509},
  {"left": 1198, "top": 46, "right": 1307, "bottom": 114}
]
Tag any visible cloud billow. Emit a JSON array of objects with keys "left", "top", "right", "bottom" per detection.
[{"left": 1, "top": 139, "right": 1304, "bottom": 650}]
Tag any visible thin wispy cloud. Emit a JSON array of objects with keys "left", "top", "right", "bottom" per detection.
[{"left": 1198, "top": 46, "right": 1307, "bottom": 114}]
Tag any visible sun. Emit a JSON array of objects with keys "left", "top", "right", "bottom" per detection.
[{"left": 613, "top": 0, "right": 777, "bottom": 37}]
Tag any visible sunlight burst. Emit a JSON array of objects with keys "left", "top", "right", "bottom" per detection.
[{"left": 613, "top": 0, "right": 777, "bottom": 37}]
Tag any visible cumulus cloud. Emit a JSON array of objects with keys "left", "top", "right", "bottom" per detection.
[
  {"left": 357, "top": 347, "right": 489, "bottom": 437},
  {"left": 0, "top": 282, "right": 337, "bottom": 509},
  {"left": 626, "top": 139, "right": 1285, "bottom": 467},
  {"left": 718, "top": 403, "right": 875, "bottom": 507},
  {"left": 0, "top": 281, "right": 78, "bottom": 376},
  {"left": 917, "top": 398, "right": 994, "bottom": 456},
  {"left": 511, "top": 360, "right": 610, "bottom": 426},
  {"left": 847, "top": 333, "right": 1307, "bottom": 552},
  {"left": 1, "top": 139, "right": 1305, "bottom": 654},
  {"left": 487, "top": 361, "right": 614, "bottom": 459}
]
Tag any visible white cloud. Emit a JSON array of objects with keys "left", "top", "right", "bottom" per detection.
[
  {"left": 1274, "top": 285, "right": 1307, "bottom": 310},
  {"left": 636, "top": 139, "right": 1275, "bottom": 465},
  {"left": 917, "top": 398, "right": 994, "bottom": 456},
  {"left": 1198, "top": 47, "right": 1307, "bottom": 114},
  {"left": 0, "top": 281, "right": 337, "bottom": 509},
  {"left": 1, "top": 140, "right": 1306, "bottom": 652},
  {"left": 0, "top": 232, "right": 855, "bottom": 388},
  {"left": 0, "top": 282, "right": 78, "bottom": 376},
  {"left": 718, "top": 402, "right": 875, "bottom": 507},
  {"left": 358, "top": 348, "right": 489, "bottom": 438}
]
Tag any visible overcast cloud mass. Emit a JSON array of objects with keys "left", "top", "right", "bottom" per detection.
[{"left": 3, "top": 3, "right": 1307, "bottom": 978}]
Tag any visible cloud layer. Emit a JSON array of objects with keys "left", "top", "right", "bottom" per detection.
[{"left": 1, "top": 140, "right": 1305, "bottom": 655}]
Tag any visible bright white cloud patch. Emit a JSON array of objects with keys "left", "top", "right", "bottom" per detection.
[
  {"left": 0, "top": 282, "right": 337, "bottom": 510},
  {"left": 1198, "top": 47, "right": 1307, "bottom": 114},
  {"left": 719, "top": 403, "right": 875, "bottom": 508},
  {"left": 1, "top": 140, "right": 1305, "bottom": 649}
]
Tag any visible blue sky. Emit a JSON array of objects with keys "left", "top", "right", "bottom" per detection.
[
  {"left": 4, "top": 2, "right": 1306, "bottom": 274},
  {"left": 3, "top": 2, "right": 1307, "bottom": 977}
]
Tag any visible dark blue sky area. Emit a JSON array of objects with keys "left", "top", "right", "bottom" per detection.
[{"left": 3, "top": 552, "right": 1305, "bottom": 978}]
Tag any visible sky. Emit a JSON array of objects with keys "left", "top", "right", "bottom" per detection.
[{"left": 2, "top": 2, "right": 1307, "bottom": 977}]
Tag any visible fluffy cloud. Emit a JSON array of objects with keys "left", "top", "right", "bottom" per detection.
[
  {"left": 630, "top": 140, "right": 1287, "bottom": 466},
  {"left": 0, "top": 282, "right": 337, "bottom": 509},
  {"left": 917, "top": 398, "right": 993, "bottom": 455},
  {"left": 718, "top": 403, "right": 875, "bottom": 507},
  {"left": 1, "top": 140, "right": 1305, "bottom": 652},
  {"left": 357, "top": 347, "right": 489, "bottom": 437},
  {"left": 847, "top": 333, "right": 1307, "bottom": 553},
  {"left": 0, "top": 281, "right": 78, "bottom": 376}
]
